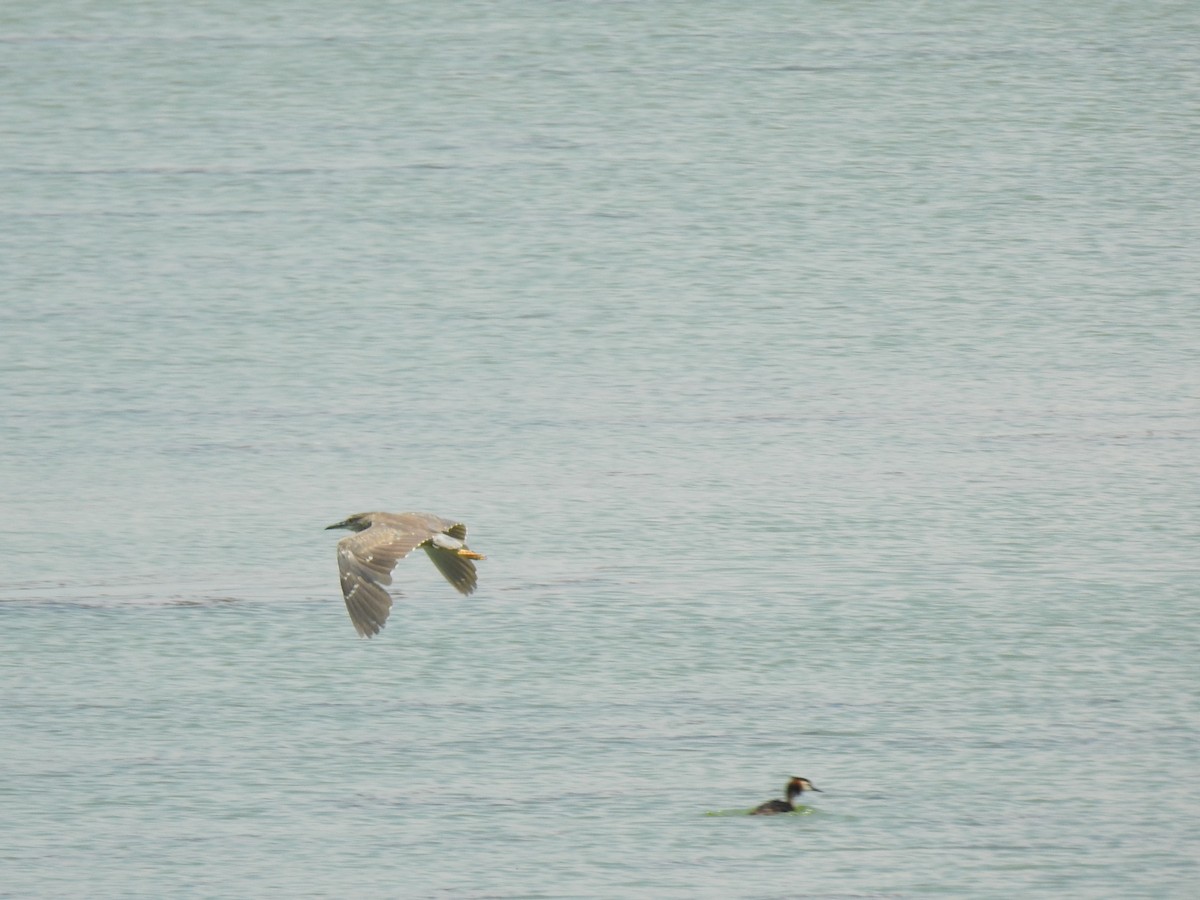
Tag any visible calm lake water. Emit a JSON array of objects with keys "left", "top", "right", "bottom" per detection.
[{"left": 2, "top": 1, "right": 1198, "bottom": 896}]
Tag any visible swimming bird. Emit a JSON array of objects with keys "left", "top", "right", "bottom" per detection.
[
  {"left": 750, "top": 777, "right": 822, "bottom": 815},
  {"left": 325, "top": 511, "right": 485, "bottom": 638}
]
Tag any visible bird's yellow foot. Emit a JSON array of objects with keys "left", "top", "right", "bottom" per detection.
[{"left": 457, "top": 549, "right": 486, "bottom": 560}]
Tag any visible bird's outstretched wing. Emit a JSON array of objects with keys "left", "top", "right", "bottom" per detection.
[
  {"left": 424, "top": 544, "right": 479, "bottom": 596},
  {"left": 335, "top": 524, "right": 431, "bottom": 637}
]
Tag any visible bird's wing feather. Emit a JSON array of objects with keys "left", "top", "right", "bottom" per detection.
[
  {"left": 338, "top": 525, "right": 430, "bottom": 583},
  {"left": 423, "top": 545, "right": 478, "bottom": 596},
  {"left": 446, "top": 522, "right": 468, "bottom": 541},
  {"left": 340, "top": 576, "right": 393, "bottom": 638},
  {"left": 336, "top": 524, "right": 432, "bottom": 636}
]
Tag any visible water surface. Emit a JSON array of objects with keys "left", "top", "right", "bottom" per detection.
[{"left": 2, "top": 1, "right": 1198, "bottom": 896}]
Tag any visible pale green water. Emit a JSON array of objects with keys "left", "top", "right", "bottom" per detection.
[{"left": 2, "top": 1, "right": 1198, "bottom": 897}]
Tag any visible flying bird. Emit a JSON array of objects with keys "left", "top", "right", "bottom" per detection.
[{"left": 325, "top": 511, "right": 485, "bottom": 637}]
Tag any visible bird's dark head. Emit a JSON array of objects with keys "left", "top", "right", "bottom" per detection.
[
  {"left": 788, "top": 777, "right": 820, "bottom": 798},
  {"left": 325, "top": 513, "right": 375, "bottom": 532}
]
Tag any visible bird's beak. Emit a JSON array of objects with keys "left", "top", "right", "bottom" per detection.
[
  {"left": 325, "top": 520, "right": 348, "bottom": 530},
  {"left": 810, "top": 786, "right": 823, "bottom": 792}
]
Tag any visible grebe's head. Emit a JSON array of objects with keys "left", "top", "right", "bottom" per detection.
[{"left": 787, "top": 777, "right": 821, "bottom": 798}]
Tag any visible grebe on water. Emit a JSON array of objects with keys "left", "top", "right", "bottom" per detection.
[{"left": 750, "top": 777, "right": 821, "bottom": 815}]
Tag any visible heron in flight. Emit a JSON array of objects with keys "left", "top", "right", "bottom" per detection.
[{"left": 325, "top": 511, "right": 485, "bottom": 637}]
